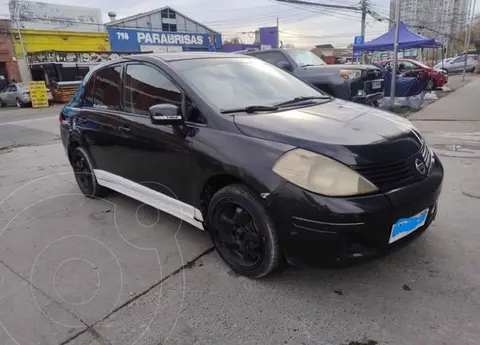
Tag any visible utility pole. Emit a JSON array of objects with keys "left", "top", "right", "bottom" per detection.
[
  {"left": 360, "top": 0, "right": 367, "bottom": 63},
  {"left": 462, "top": 0, "right": 477, "bottom": 81},
  {"left": 274, "top": 0, "right": 381, "bottom": 60},
  {"left": 390, "top": 0, "right": 401, "bottom": 110},
  {"left": 276, "top": 17, "right": 280, "bottom": 48}
]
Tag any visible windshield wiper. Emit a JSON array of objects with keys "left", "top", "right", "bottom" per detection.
[
  {"left": 274, "top": 96, "right": 332, "bottom": 107},
  {"left": 220, "top": 105, "right": 279, "bottom": 114}
]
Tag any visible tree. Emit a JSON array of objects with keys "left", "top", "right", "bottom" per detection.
[
  {"left": 456, "top": 15, "right": 480, "bottom": 53},
  {"left": 223, "top": 36, "right": 243, "bottom": 44}
]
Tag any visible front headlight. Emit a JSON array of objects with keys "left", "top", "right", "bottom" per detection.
[
  {"left": 272, "top": 149, "right": 378, "bottom": 197},
  {"left": 340, "top": 69, "right": 362, "bottom": 79}
]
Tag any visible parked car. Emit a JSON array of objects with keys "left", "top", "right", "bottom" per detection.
[
  {"left": 0, "top": 82, "right": 53, "bottom": 108},
  {"left": 60, "top": 52, "right": 443, "bottom": 278},
  {"left": 379, "top": 58, "right": 448, "bottom": 90},
  {"left": 241, "top": 48, "right": 384, "bottom": 106},
  {"left": 435, "top": 58, "right": 454, "bottom": 65},
  {"left": 434, "top": 54, "right": 477, "bottom": 73}
]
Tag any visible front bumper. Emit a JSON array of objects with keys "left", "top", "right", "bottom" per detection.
[
  {"left": 350, "top": 78, "right": 384, "bottom": 104},
  {"left": 352, "top": 91, "right": 384, "bottom": 104},
  {"left": 266, "top": 154, "right": 444, "bottom": 267}
]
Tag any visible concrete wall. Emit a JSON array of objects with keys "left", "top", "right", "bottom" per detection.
[
  {"left": 16, "top": 58, "right": 31, "bottom": 81},
  {"left": 0, "top": 19, "right": 20, "bottom": 82}
]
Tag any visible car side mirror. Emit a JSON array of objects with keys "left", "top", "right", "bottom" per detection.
[
  {"left": 276, "top": 61, "right": 293, "bottom": 72},
  {"left": 149, "top": 104, "right": 184, "bottom": 126}
]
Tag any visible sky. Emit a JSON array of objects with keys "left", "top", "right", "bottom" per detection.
[{"left": 1, "top": 0, "right": 479, "bottom": 48}]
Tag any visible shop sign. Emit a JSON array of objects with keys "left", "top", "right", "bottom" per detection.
[
  {"left": 108, "top": 28, "right": 214, "bottom": 51},
  {"left": 29, "top": 81, "right": 49, "bottom": 108}
]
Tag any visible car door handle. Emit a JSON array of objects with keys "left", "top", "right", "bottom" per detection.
[{"left": 117, "top": 125, "right": 131, "bottom": 133}]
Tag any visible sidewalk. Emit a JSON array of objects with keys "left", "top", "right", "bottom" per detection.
[{"left": 410, "top": 75, "right": 480, "bottom": 122}]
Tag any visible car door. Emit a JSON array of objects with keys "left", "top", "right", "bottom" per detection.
[
  {"left": 3, "top": 85, "right": 15, "bottom": 104},
  {"left": 9, "top": 84, "right": 18, "bottom": 104},
  {"left": 0, "top": 85, "right": 11, "bottom": 104},
  {"left": 74, "top": 64, "right": 127, "bottom": 174},
  {"left": 449, "top": 56, "right": 466, "bottom": 72},
  {"left": 113, "top": 62, "right": 195, "bottom": 208}
]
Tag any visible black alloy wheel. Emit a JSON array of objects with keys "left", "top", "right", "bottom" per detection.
[
  {"left": 71, "top": 147, "right": 107, "bottom": 198},
  {"left": 207, "top": 184, "right": 284, "bottom": 278},
  {"left": 16, "top": 98, "right": 24, "bottom": 108},
  {"left": 426, "top": 78, "right": 437, "bottom": 91}
]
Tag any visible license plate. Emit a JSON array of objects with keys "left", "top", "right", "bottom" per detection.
[
  {"left": 389, "top": 209, "right": 429, "bottom": 244},
  {"left": 372, "top": 81, "right": 381, "bottom": 90}
]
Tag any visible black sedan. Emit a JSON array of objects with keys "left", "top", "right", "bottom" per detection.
[{"left": 59, "top": 52, "right": 443, "bottom": 279}]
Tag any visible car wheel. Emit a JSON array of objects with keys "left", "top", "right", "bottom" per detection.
[
  {"left": 0, "top": 99, "right": 5, "bottom": 107},
  {"left": 71, "top": 146, "right": 108, "bottom": 198},
  {"left": 427, "top": 79, "right": 436, "bottom": 90},
  {"left": 207, "top": 184, "right": 285, "bottom": 278},
  {"left": 16, "top": 98, "right": 24, "bottom": 108}
]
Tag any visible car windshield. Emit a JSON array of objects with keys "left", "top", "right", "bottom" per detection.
[
  {"left": 177, "top": 58, "right": 328, "bottom": 112},
  {"left": 289, "top": 50, "right": 326, "bottom": 67}
]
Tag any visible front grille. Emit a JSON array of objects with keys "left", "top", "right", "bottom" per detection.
[
  {"left": 362, "top": 69, "right": 382, "bottom": 81},
  {"left": 420, "top": 143, "right": 433, "bottom": 172},
  {"left": 352, "top": 143, "right": 432, "bottom": 191}
]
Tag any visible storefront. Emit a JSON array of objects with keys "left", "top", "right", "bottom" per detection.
[
  {"left": 9, "top": 0, "right": 109, "bottom": 81},
  {"left": 27, "top": 50, "right": 144, "bottom": 85},
  {"left": 107, "top": 28, "right": 221, "bottom": 52},
  {"left": 106, "top": 6, "right": 222, "bottom": 53}
]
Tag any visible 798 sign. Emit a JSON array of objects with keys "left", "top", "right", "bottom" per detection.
[{"left": 116, "top": 32, "right": 130, "bottom": 40}]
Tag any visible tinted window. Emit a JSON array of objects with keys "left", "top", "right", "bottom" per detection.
[
  {"left": 177, "top": 58, "right": 325, "bottom": 112},
  {"left": 124, "top": 64, "right": 182, "bottom": 116},
  {"left": 254, "top": 51, "right": 289, "bottom": 65},
  {"left": 10, "top": 85, "right": 17, "bottom": 92},
  {"left": 92, "top": 65, "right": 122, "bottom": 110}
]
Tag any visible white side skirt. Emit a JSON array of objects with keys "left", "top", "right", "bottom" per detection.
[{"left": 93, "top": 169, "right": 205, "bottom": 230}]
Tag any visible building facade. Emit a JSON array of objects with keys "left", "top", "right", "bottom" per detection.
[
  {"left": 8, "top": 0, "right": 110, "bottom": 81},
  {"left": 0, "top": 19, "right": 20, "bottom": 87},
  {"left": 106, "top": 7, "right": 222, "bottom": 53},
  {"left": 389, "top": 0, "right": 472, "bottom": 53}
]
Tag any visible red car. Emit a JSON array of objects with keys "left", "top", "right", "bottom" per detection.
[{"left": 379, "top": 59, "right": 448, "bottom": 90}]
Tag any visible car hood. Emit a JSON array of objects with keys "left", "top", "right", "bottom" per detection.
[
  {"left": 233, "top": 99, "right": 423, "bottom": 166},
  {"left": 309, "top": 64, "right": 379, "bottom": 70}
]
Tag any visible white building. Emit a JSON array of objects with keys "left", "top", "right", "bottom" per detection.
[{"left": 389, "top": 0, "right": 472, "bottom": 53}]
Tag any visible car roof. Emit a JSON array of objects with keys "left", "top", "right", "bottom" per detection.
[
  {"left": 129, "top": 52, "right": 251, "bottom": 62},
  {"left": 244, "top": 48, "right": 299, "bottom": 54}
]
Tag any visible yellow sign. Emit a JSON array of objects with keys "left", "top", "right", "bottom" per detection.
[{"left": 29, "top": 81, "right": 49, "bottom": 108}]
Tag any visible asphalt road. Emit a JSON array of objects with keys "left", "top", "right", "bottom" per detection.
[{"left": 0, "top": 94, "right": 479, "bottom": 345}]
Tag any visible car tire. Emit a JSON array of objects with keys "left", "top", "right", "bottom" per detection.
[
  {"left": 71, "top": 146, "right": 108, "bottom": 198},
  {"left": 0, "top": 99, "right": 5, "bottom": 107},
  {"left": 428, "top": 79, "right": 437, "bottom": 90},
  {"left": 16, "top": 98, "right": 24, "bottom": 108},
  {"left": 207, "top": 184, "right": 285, "bottom": 278}
]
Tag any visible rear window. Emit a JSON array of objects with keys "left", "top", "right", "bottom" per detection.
[{"left": 83, "top": 65, "right": 122, "bottom": 110}]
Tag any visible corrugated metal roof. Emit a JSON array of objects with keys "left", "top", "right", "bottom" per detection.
[{"left": 105, "top": 6, "right": 220, "bottom": 35}]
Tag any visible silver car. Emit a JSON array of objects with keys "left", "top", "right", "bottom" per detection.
[
  {"left": 0, "top": 82, "right": 53, "bottom": 108},
  {"left": 434, "top": 55, "right": 477, "bottom": 73}
]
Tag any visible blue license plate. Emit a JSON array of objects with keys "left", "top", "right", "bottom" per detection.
[{"left": 389, "top": 209, "right": 429, "bottom": 244}]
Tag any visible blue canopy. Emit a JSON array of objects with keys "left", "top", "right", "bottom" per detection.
[{"left": 354, "top": 21, "right": 442, "bottom": 52}]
